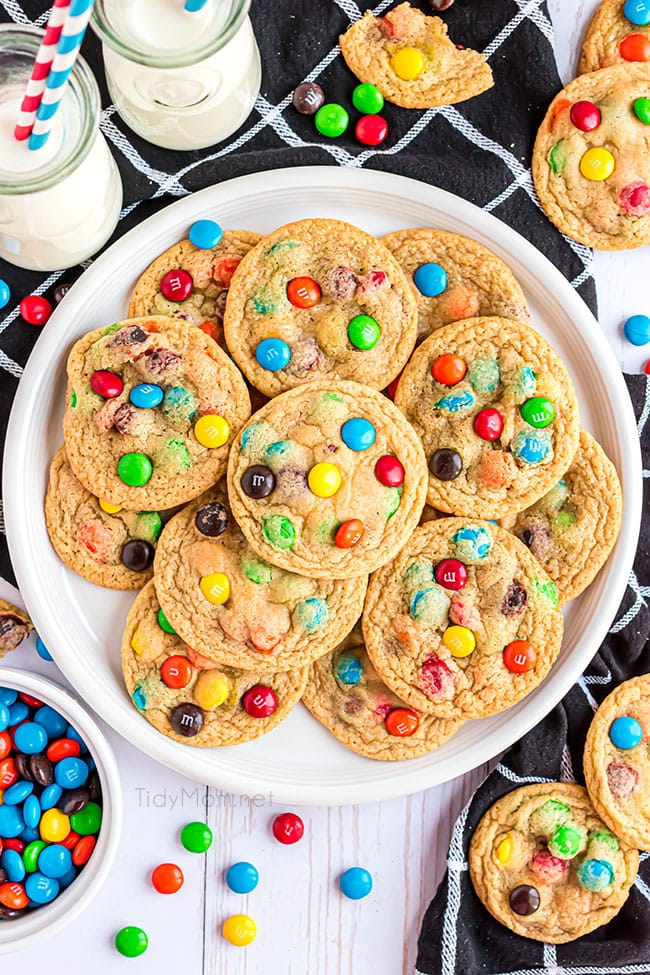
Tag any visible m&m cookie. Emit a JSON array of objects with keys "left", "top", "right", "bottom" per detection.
[
  {"left": 362, "top": 519, "right": 563, "bottom": 720},
  {"left": 222, "top": 219, "right": 418, "bottom": 398},
  {"left": 63, "top": 318, "right": 251, "bottom": 511},
  {"left": 394, "top": 317, "right": 580, "bottom": 520},
  {"left": 153, "top": 489, "right": 367, "bottom": 670},
  {"left": 339, "top": 3, "right": 493, "bottom": 109},
  {"left": 0, "top": 601, "right": 32, "bottom": 658},
  {"left": 303, "top": 628, "right": 462, "bottom": 760},
  {"left": 580, "top": 0, "right": 650, "bottom": 73},
  {"left": 121, "top": 582, "right": 308, "bottom": 746},
  {"left": 584, "top": 675, "right": 650, "bottom": 850},
  {"left": 469, "top": 783, "right": 638, "bottom": 942},
  {"left": 45, "top": 447, "right": 165, "bottom": 589},
  {"left": 533, "top": 64, "right": 650, "bottom": 249},
  {"left": 227, "top": 380, "right": 428, "bottom": 579},
  {"left": 503, "top": 430, "right": 622, "bottom": 606},
  {"left": 382, "top": 229, "right": 530, "bottom": 345},
  {"left": 128, "top": 228, "right": 261, "bottom": 349}
]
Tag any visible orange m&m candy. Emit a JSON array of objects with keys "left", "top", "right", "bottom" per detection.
[
  {"left": 0, "top": 731, "right": 10, "bottom": 760},
  {"left": 161, "top": 655, "right": 193, "bottom": 689},
  {"left": 620, "top": 33, "right": 650, "bottom": 61},
  {"left": 503, "top": 640, "right": 536, "bottom": 674},
  {"left": 0, "top": 757, "right": 17, "bottom": 789},
  {"left": 287, "top": 277, "right": 321, "bottom": 309},
  {"left": 432, "top": 354, "right": 467, "bottom": 386},
  {"left": 152, "top": 862, "right": 184, "bottom": 894},
  {"left": 385, "top": 707, "right": 419, "bottom": 737},
  {"left": 335, "top": 519, "right": 364, "bottom": 548},
  {"left": 0, "top": 882, "right": 28, "bottom": 910}
]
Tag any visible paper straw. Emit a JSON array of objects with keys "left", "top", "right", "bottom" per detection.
[
  {"left": 28, "top": 0, "right": 95, "bottom": 152},
  {"left": 14, "top": 0, "right": 72, "bottom": 142},
  {"left": 184, "top": 0, "right": 210, "bottom": 11}
]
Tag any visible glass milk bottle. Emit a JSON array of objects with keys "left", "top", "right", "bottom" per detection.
[
  {"left": 91, "top": 0, "right": 261, "bottom": 151},
  {"left": 0, "top": 26, "right": 123, "bottom": 272}
]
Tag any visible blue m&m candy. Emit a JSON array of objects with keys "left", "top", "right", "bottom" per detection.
[
  {"left": 0, "top": 687, "right": 17, "bottom": 707},
  {"left": 0, "top": 704, "right": 9, "bottom": 731},
  {"left": 7, "top": 700, "right": 28, "bottom": 725},
  {"left": 35, "top": 706, "right": 67, "bottom": 739},
  {"left": 624, "top": 0, "right": 650, "bottom": 25},
  {"left": 23, "top": 795, "right": 41, "bottom": 830},
  {"left": 36, "top": 637, "right": 53, "bottom": 662},
  {"left": 38, "top": 844, "right": 73, "bottom": 879},
  {"left": 13, "top": 721, "right": 48, "bottom": 754},
  {"left": 0, "top": 278, "right": 10, "bottom": 310},
  {"left": 1, "top": 849, "right": 26, "bottom": 883},
  {"left": 255, "top": 338, "right": 291, "bottom": 371},
  {"left": 0, "top": 804, "right": 25, "bottom": 838},
  {"left": 624, "top": 314, "right": 650, "bottom": 346},
  {"left": 129, "top": 383, "right": 164, "bottom": 409},
  {"left": 341, "top": 417, "right": 376, "bottom": 452},
  {"left": 335, "top": 653, "right": 363, "bottom": 686},
  {"left": 577, "top": 858, "right": 614, "bottom": 892},
  {"left": 55, "top": 756, "right": 89, "bottom": 789},
  {"left": 339, "top": 866, "right": 373, "bottom": 900},
  {"left": 189, "top": 219, "right": 223, "bottom": 250},
  {"left": 413, "top": 263, "right": 447, "bottom": 297},
  {"left": 609, "top": 716, "right": 643, "bottom": 750},
  {"left": 40, "top": 783, "right": 63, "bottom": 811},
  {"left": 26, "top": 872, "right": 59, "bottom": 905},
  {"left": 226, "top": 861, "right": 259, "bottom": 894},
  {"left": 4, "top": 780, "right": 34, "bottom": 805}
]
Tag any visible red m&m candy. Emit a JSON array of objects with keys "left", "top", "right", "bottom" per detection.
[
  {"left": 385, "top": 708, "right": 419, "bottom": 737},
  {"left": 434, "top": 559, "right": 468, "bottom": 590},
  {"left": 242, "top": 685, "right": 277, "bottom": 718},
  {"left": 160, "top": 269, "right": 193, "bottom": 302},
  {"left": 375, "top": 455, "right": 405, "bottom": 487},
  {"left": 272, "top": 812, "right": 304, "bottom": 844},
  {"left": 503, "top": 640, "right": 536, "bottom": 673},
  {"left": 620, "top": 32, "right": 650, "bottom": 60},
  {"left": 473, "top": 407, "right": 504, "bottom": 441},
  {"left": 214, "top": 256, "right": 240, "bottom": 287},
  {"left": 287, "top": 277, "right": 321, "bottom": 309},
  {"left": 160, "top": 656, "right": 193, "bottom": 690},
  {"left": 71, "top": 834, "right": 95, "bottom": 866},
  {"left": 386, "top": 371, "right": 402, "bottom": 400},
  {"left": 20, "top": 295, "right": 52, "bottom": 326},
  {"left": 570, "top": 100, "right": 601, "bottom": 132},
  {"left": 355, "top": 114, "right": 388, "bottom": 146},
  {"left": 90, "top": 370, "right": 123, "bottom": 398},
  {"left": 432, "top": 354, "right": 466, "bottom": 386}
]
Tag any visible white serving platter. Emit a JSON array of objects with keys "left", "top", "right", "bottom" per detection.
[{"left": 4, "top": 167, "right": 642, "bottom": 805}]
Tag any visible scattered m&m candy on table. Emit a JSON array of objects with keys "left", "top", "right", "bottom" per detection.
[
  {"left": 20, "top": 295, "right": 52, "bottom": 326},
  {"left": 624, "top": 314, "right": 650, "bottom": 346},
  {"left": 226, "top": 861, "right": 259, "bottom": 894},
  {"left": 315, "top": 103, "right": 349, "bottom": 138},
  {"left": 272, "top": 812, "right": 304, "bottom": 845},
  {"left": 352, "top": 83, "right": 384, "bottom": 114},
  {"left": 152, "top": 862, "right": 184, "bottom": 894},
  {"left": 115, "top": 925, "right": 149, "bottom": 957},
  {"left": 292, "top": 82, "right": 325, "bottom": 115},
  {"left": 223, "top": 913, "right": 256, "bottom": 946},
  {"left": 355, "top": 114, "right": 388, "bottom": 147},
  {"left": 0, "top": 279, "right": 9, "bottom": 310},
  {"left": 180, "top": 821, "right": 213, "bottom": 853},
  {"left": 339, "top": 866, "right": 373, "bottom": 900}
]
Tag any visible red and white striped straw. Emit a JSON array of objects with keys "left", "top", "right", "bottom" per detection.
[{"left": 14, "top": 0, "right": 72, "bottom": 142}]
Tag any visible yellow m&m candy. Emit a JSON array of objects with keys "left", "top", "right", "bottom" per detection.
[
  {"left": 308, "top": 462, "right": 342, "bottom": 498},
  {"left": 99, "top": 498, "right": 122, "bottom": 514},
  {"left": 200, "top": 572, "right": 230, "bottom": 605},
  {"left": 442, "top": 625, "right": 476, "bottom": 658},
  {"left": 223, "top": 914, "right": 256, "bottom": 946},
  {"left": 495, "top": 834, "right": 513, "bottom": 864},
  {"left": 391, "top": 46, "right": 426, "bottom": 80},
  {"left": 193, "top": 671, "right": 230, "bottom": 710},
  {"left": 579, "top": 147, "right": 615, "bottom": 181},
  {"left": 130, "top": 627, "right": 145, "bottom": 657},
  {"left": 40, "top": 808, "right": 71, "bottom": 843},
  {"left": 194, "top": 414, "right": 230, "bottom": 448}
]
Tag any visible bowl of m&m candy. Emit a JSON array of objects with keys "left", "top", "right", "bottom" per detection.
[{"left": 0, "top": 667, "right": 122, "bottom": 952}]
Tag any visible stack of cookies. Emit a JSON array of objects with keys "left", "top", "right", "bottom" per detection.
[
  {"left": 45, "top": 215, "right": 621, "bottom": 759},
  {"left": 533, "top": 0, "right": 650, "bottom": 249}
]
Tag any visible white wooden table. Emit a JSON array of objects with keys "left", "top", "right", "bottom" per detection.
[{"left": 2, "top": 1, "right": 647, "bottom": 971}]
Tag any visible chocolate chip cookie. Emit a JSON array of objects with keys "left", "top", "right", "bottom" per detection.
[
  {"left": 503, "top": 429, "right": 622, "bottom": 606},
  {"left": 394, "top": 316, "right": 580, "bottom": 520},
  {"left": 303, "top": 628, "right": 462, "bottom": 760},
  {"left": 154, "top": 488, "right": 367, "bottom": 671},
  {"left": 227, "top": 380, "right": 428, "bottom": 579},
  {"left": 45, "top": 446, "right": 164, "bottom": 589},
  {"left": 122, "top": 581, "right": 308, "bottom": 747},
  {"left": 580, "top": 0, "right": 650, "bottom": 73},
  {"left": 223, "top": 218, "right": 418, "bottom": 397},
  {"left": 584, "top": 675, "right": 650, "bottom": 850},
  {"left": 469, "top": 783, "right": 639, "bottom": 942},
  {"left": 339, "top": 3, "right": 493, "bottom": 109},
  {"left": 63, "top": 317, "right": 251, "bottom": 511},
  {"left": 128, "top": 230, "right": 261, "bottom": 349},
  {"left": 381, "top": 228, "right": 530, "bottom": 345},
  {"left": 362, "top": 519, "right": 564, "bottom": 719},
  {"left": 533, "top": 64, "right": 650, "bottom": 250}
]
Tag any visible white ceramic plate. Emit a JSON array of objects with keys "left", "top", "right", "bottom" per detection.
[{"left": 4, "top": 167, "right": 641, "bottom": 806}]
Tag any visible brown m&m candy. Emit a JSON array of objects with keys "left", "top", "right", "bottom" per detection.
[{"left": 292, "top": 82, "right": 325, "bottom": 115}]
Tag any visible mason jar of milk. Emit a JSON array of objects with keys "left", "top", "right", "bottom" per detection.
[
  {"left": 91, "top": 0, "right": 261, "bottom": 151},
  {"left": 0, "top": 26, "right": 123, "bottom": 271}
]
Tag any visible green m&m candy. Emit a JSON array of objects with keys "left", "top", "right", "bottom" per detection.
[
  {"left": 115, "top": 926, "right": 148, "bottom": 958},
  {"left": 315, "top": 103, "right": 349, "bottom": 138},
  {"left": 348, "top": 314, "right": 380, "bottom": 350},
  {"left": 633, "top": 97, "right": 650, "bottom": 124},
  {"left": 549, "top": 823, "right": 585, "bottom": 859},
  {"left": 263, "top": 515, "right": 296, "bottom": 550},
  {"left": 71, "top": 801, "right": 102, "bottom": 835},
  {"left": 352, "top": 83, "right": 384, "bottom": 115},
  {"left": 180, "top": 821, "right": 213, "bottom": 853},
  {"left": 157, "top": 607, "right": 176, "bottom": 634},
  {"left": 118, "top": 452, "right": 153, "bottom": 486},
  {"left": 520, "top": 396, "right": 555, "bottom": 428}
]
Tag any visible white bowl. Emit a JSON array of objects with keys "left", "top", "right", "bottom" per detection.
[{"left": 0, "top": 667, "right": 122, "bottom": 954}]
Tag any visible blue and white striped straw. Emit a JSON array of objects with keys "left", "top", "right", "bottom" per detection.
[
  {"left": 29, "top": 0, "right": 95, "bottom": 151},
  {"left": 184, "top": 0, "right": 210, "bottom": 11}
]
